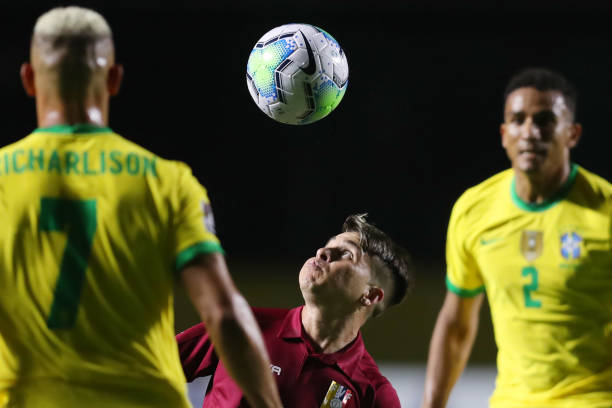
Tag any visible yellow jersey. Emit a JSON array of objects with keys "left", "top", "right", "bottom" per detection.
[
  {"left": 0, "top": 124, "right": 223, "bottom": 407},
  {"left": 447, "top": 164, "right": 612, "bottom": 408}
]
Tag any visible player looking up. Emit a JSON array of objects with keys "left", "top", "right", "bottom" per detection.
[
  {"left": 178, "top": 214, "right": 415, "bottom": 408},
  {"left": 422, "top": 68, "right": 612, "bottom": 408},
  {"left": 0, "top": 7, "right": 282, "bottom": 408}
]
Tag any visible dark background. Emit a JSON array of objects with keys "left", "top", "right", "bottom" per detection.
[{"left": 3, "top": 1, "right": 612, "bottom": 362}]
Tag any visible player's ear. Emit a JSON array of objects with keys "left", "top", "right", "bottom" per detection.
[
  {"left": 361, "top": 287, "right": 384, "bottom": 307},
  {"left": 20, "top": 63, "right": 36, "bottom": 97},
  {"left": 567, "top": 122, "right": 582, "bottom": 149},
  {"left": 107, "top": 64, "right": 123, "bottom": 96}
]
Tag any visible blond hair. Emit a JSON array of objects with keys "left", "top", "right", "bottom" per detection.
[
  {"left": 31, "top": 7, "right": 114, "bottom": 100},
  {"left": 34, "top": 6, "right": 111, "bottom": 40}
]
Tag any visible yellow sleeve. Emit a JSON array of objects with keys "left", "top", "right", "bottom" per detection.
[
  {"left": 171, "top": 164, "right": 224, "bottom": 272},
  {"left": 445, "top": 196, "right": 485, "bottom": 297}
]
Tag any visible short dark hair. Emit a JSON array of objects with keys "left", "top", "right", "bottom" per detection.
[
  {"left": 503, "top": 68, "right": 577, "bottom": 118},
  {"left": 342, "top": 214, "right": 415, "bottom": 315}
]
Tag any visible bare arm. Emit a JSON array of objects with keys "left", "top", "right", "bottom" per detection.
[
  {"left": 421, "top": 291, "right": 484, "bottom": 408},
  {"left": 181, "top": 252, "right": 283, "bottom": 408}
]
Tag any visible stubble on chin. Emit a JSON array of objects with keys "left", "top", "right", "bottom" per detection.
[
  {"left": 515, "top": 155, "right": 544, "bottom": 175},
  {"left": 299, "top": 266, "right": 320, "bottom": 292}
]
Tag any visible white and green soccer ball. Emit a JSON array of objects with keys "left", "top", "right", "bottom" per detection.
[{"left": 246, "top": 24, "right": 349, "bottom": 125}]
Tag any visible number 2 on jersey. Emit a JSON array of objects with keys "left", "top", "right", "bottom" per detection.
[
  {"left": 39, "top": 198, "right": 97, "bottom": 329},
  {"left": 521, "top": 266, "right": 542, "bottom": 308}
]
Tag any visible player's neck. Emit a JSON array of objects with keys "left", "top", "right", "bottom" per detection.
[
  {"left": 36, "top": 92, "right": 108, "bottom": 128},
  {"left": 514, "top": 162, "right": 571, "bottom": 204},
  {"left": 301, "top": 304, "right": 363, "bottom": 354}
]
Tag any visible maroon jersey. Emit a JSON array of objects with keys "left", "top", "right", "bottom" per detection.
[{"left": 177, "top": 306, "right": 400, "bottom": 408}]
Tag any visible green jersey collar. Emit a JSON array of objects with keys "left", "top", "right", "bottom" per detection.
[
  {"left": 511, "top": 163, "right": 578, "bottom": 212},
  {"left": 33, "top": 123, "right": 112, "bottom": 134}
]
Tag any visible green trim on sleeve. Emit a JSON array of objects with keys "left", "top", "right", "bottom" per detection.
[
  {"left": 33, "top": 124, "right": 113, "bottom": 134},
  {"left": 510, "top": 163, "right": 578, "bottom": 212},
  {"left": 175, "top": 241, "right": 225, "bottom": 271},
  {"left": 446, "top": 276, "right": 485, "bottom": 297}
]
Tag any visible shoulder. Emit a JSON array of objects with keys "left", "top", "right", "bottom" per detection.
[
  {"left": 452, "top": 169, "right": 513, "bottom": 216},
  {"left": 176, "top": 308, "right": 291, "bottom": 340},
  {"left": 0, "top": 133, "right": 35, "bottom": 153},
  {"left": 176, "top": 322, "right": 206, "bottom": 344},
  {"left": 357, "top": 351, "right": 391, "bottom": 388},
  {"left": 572, "top": 165, "right": 612, "bottom": 210},
  {"left": 372, "top": 382, "right": 401, "bottom": 407},
  {"left": 454, "top": 170, "right": 511, "bottom": 210},
  {"left": 109, "top": 131, "right": 196, "bottom": 179},
  {"left": 356, "top": 352, "right": 400, "bottom": 406},
  {"left": 251, "top": 307, "right": 291, "bottom": 330}
]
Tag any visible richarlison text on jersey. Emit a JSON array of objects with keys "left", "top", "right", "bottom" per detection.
[{"left": 0, "top": 149, "right": 157, "bottom": 177}]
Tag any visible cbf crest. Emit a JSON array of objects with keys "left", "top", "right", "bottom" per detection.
[
  {"left": 560, "top": 231, "right": 582, "bottom": 260},
  {"left": 320, "top": 380, "right": 352, "bottom": 408},
  {"left": 521, "top": 230, "right": 543, "bottom": 261}
]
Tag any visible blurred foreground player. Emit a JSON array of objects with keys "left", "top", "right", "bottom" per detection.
[
  {"left": 178, "top": 214, "right": 415, "bottom": 407},
  {"left": 422, "top": 68, "right": 612, "bottom": 408},
  {"left": 0, "top": 7, "right": 282, "bottom": 408}
]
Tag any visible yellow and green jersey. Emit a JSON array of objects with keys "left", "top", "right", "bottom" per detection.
[
  {"left": 447, "top": 164, "right": 612, "bottom": 408},
  {"left": 0, "top": 124, "right": 223, "bottom": 408}
]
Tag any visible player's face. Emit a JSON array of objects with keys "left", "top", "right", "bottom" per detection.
[
  {"left": 501, "top": 87, "right": 581, "bottom": 176},
  {"left": 299, "top": 232, "right": 374, "bottom": 305}
]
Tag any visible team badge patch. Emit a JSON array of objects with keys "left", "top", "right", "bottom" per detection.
[
  {"left": 560, "top": 232, "right": 582, "bottom": 259},
  {"left": 320, "top": 380, "right": 352, "bottom": 408},
  {"left": 520, "top": 230, "right": 543, "bottom": 261},
  {"left": 201, "top": 201, "right": 216, "bottom": 234}
]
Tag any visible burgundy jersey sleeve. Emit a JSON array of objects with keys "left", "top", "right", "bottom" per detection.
[
  {"left": 176, "top": 323, "right": 219, "bottom": 381},
  {"left": 373, "top": 383, "right": 401, "bottom": 408}
]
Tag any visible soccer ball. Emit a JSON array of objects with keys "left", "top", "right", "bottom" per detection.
[{"left": 246, "top": 24, "right": 349, "bottom": 125}]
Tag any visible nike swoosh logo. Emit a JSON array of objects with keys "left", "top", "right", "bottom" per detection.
[
  {"left": 299, "top": 30, "right": 317, "bottom": 75},
  {"left": 481, "top": 237, "right": 502, "bottom": 246}
]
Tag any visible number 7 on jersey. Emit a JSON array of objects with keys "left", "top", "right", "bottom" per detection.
[{"left": 39, "top": 197, "right": 97, "bottom": 329}]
